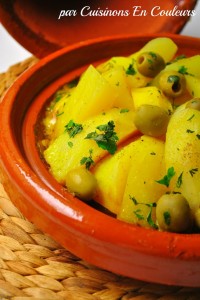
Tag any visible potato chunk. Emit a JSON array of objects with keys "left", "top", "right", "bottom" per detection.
[
  {"left": 130, "top": 37, "right": 178, "bottom": 63},
  {"left": 93, "top": 140, "right": 138, "bottom": 214},
  {"left": 52, "top": 65, "right": 120, "bottom": 139},
  {"left": 118, "top": 136, "right": 167, "bottom": 228},
  {"left": 165, "top": 104, "right": 200, "bottom": 214},
  {"left": 165, "top": 55, "right": 200, "bottom": 78},
  {"left": 132, "top": 86, "right": 172, "bottom": 113}
]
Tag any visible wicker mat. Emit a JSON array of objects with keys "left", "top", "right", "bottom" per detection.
[{"left": 0, "top": 57, "right": 200, "bottom": 300}]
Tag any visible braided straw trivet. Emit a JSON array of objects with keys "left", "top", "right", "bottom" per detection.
[{"left": 1, "top": 57, "right": 200, "bottom": 300}]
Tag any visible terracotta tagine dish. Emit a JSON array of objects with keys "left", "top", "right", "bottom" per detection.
[{"left": 1, "top": 34, "right": 200, "bottom": 287}]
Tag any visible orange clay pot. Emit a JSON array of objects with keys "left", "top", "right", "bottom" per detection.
[
  {"left": 0, "top": 0, "right": 197, "bottom": 57},
  {"left": 1, "top": 34, "right": 200, "bottom": 287}
]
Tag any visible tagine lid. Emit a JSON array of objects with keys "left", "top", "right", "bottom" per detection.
[{"left": 0, "top": 0, "right": 197, "bottom": 58}]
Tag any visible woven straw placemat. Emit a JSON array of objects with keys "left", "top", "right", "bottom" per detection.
[{"left": 0, "top": 57, "right": 200, "bottom": 300}]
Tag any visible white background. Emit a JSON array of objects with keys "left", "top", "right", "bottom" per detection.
[{"left": 0, "top": 1, "right": 200, "bottom": 73}]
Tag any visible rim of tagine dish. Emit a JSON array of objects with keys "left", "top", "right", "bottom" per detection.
[{"left": 1, "top": 34, "right": 200, "bottom": 287}]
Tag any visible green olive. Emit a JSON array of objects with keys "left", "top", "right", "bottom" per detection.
[
  {"left": 65, "top": 168, "right": 97, "bottom": 201},
  {"left": 136, "top": 52, "right": 165, "bottom": 77},
  {"left": 156, "top": 193, "right": 191, "bottom": 233},
  {"left": 186, "top": 98, "right": 200, "bottom": 110},
  {"left": 159, "top": 70, "right": 186, "bottom": 98},
  {"left": 134, "top": 105, "right": 170, "bottom": 137}
]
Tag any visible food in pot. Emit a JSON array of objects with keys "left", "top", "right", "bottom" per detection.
[{"left": 38, "top": 37, "right": 200, "bottom": 233}]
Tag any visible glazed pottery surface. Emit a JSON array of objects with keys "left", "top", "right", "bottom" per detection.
[
  {"left": 0, "top": 0, "right": 197, "bottom": 57},
  {"left": 1, "top": 34, "right": 200, "bottom": 287}
]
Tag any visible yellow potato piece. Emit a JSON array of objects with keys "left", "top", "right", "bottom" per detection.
[
  {"left": 98, "top": 56, "right": 151, "bottom": 89},
  {"left": 93, "top": 140, "right": 139, "bottom": 215},
  {"left": 165, "top": 55, "right": 200, "bottom": 78},
  {"left": 130, "top": 37, "right": 178, "bottom": 63},
  {"left": 185, "top": 75, "right": 200, "bottom": 98},
  {"left": 118, "top": 136, "right": 167, "bottom": 228},
  {"left": 44, "top": 108, "right": 137, "bottom": 184},
  {"left": 131, "top": 86, "right": 173, "bottom": 113},
  {"left": 52, "top": 65, "right": 120, "bottom": 139},
  {"left": 102, "top": 66, "right": 134, "bottom": 110},
  {"left": 165, "top": 105, "right": 200, "bottom": 214},
  {"left": 42, "top": 86, "right": 75, "bottom": 140},
  {"left": 97, "top": 56, "right": 133, "bottom": 73}
]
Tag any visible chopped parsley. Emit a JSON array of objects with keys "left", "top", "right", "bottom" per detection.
[
  {"left": 149, "top": 52, "right": 157, "bottom": 59},
  {"left": 150, "top": 152, "right": 156, "bottom": 155},
  {"left": 80, "top": 149, "right": 95, "bottom": 170},
  {"left": 189, "top": 168, "right": 198, "bottom": 177},
  {"left": 176, "top": 172, "right": 183, "bottom": 188},
  {"left": 67, "top": 77, "right": 79, "bottom": 88},
  {"left": 156, "top": 167, "right": 175, "bottom": 187},
  {"left": 186, "top": 129, "right": 195, "bottom": 133},
  {"left": 166, "top": 55, "right": 186, "bottom": 65},
  {"left": 120, "top": 108, "right": 129, "bottom": 113},
  {"left": 187, "top": 114, "right": 195, "bottom": 121},
  {"left": 126, "top": 64, "right": 136, "bottom": 75},
  {"left": 171, "top": 54, "right": 186, "bottom": 63},
  {"left": 65, "top": 120, "right": 83, "bottom": 137},
  {"left": 56, "top": 112, "right": 64, "bottom": 117},
  {"left": 178, "top": 66, "right": 194, "bottom": 76},
  {"left": 167, "top": 75, "right": 180, "bottom": 84},
  {"left": 54, "top": 90, "right": 66, "bottom": 103},
  {"left": 196, "top": 134, "right": 200, "bottom": 140},
  {"left": 147, "top": 58, "right": 153, "bottom": 65},
  {"left": 134, "top": 209, "right": 145, "bottom": 221},
  {"left": 130, "top": 196, "right": 158, "bottom": 229},
  {"left": 163, "top": 211, "right": 171, "bottom": 226},
  {"left": 68, "top": 141, "right": 73, "bottom": 148},
  {"left": 54, "top": 94, "right": 62, "bottom": 103},
  {"left": 85, "top": 121, "right": 119, "bottom": 155}
]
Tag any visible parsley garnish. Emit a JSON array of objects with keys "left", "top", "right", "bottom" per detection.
[
  {"left": 156, "top": 167, "right": 175, "bottom": 187},
  {"left": 85, "top": 121, "right": 119, "bottom": 155},
  {"left": 186, "top": 129, "right": 194, "bottom": 133},
  {"left": 187, "top": 114, "right": 195, "bottom": 121},
  {"left": 150, "top": 152, "right": 156, "bottom": 155},
  {"left": 56, "top": 112, "right": 64, "bottom": 117},
  {"left": 196, "top": 134, "right": 200, "bottom": 140},
  {"left": 130, "top": 196, "right": 158, "bottom": 229},
  {"left": 134, "top": 209, "right": 145, "bottom": 221},
  {"left": 149, "top": 52, "right": 157, "bottom": 59},
  {"left": 67, "top": 78, "right": 79, "bottom": 88},
  {"left": 176, "top": 172, "right": 183, "bottom": 188},
  {"left": 189, "top": 168, "right": 198, "bottom": 177},
  {"left": 178, "top": 66, "right": 194, "bottom": 76},
  {"left": 120, "top": 108, "right": 129, "bottom": 113},
  {"left": 166, "top": 55, "right": 186, "bottom": 65},
  {"left": 68, "top": 141, "right": 73, "bottom": 148},
  {"left": 178, "top": 66, "right": 188, "bottom": 75},
  {"left": 126, "top": 64, "right": 136, "bottom": 75},
  {"left": 80, "top": 149, "right": 95, "bottom": 170},
  {"left": 173, "top": 54, "right": 186, "bottom": 62},
  {"left": 54, "top": 94, "right": 62, "bottom": 103},
  {"left": 163, "top": 211, "right": 171, "bottom": 226},
  {"left": 147, "top": 58, "right": 153, "bottom": 65},
  {"left": 54, "top": 90, "right": 66, "bottom": 103},
  {"left": 65, "top": 120, "right": 83, "bottom": 137},
  {"left": 167, "top": 75, "right": 180, "bottom": 84}
]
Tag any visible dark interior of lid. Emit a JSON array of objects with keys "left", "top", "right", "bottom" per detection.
[{"left": 0, "top": 0, "right": 197, "bottom": 57}]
